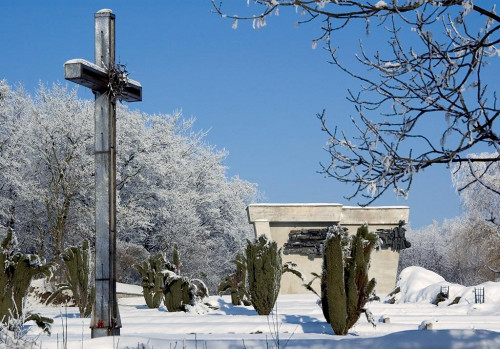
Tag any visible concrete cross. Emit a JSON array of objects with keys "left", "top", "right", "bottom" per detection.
[{"left": 64, "top": 9, "right": 142, "bottom": 338}]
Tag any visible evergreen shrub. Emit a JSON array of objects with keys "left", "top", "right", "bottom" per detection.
[
  {"left": 135, "top": 246, "right": 209, "bottom": 312},
  {"left": 135, "top": 253, "right": 172, "bottom": 308},
  {"left": 218, "top": 252, "right": 251, "bottom": 306},
  {"left": 47, "top": 240, "right": 95, "bottom": 318},
  {"left": 0, "top": 229, "right": 53, "bottom": 333},
  {"left": 245, "top": 235, "right": 303, "bottom": 315},
  {"left": 163, "top": 272, "right": 193, "bottom": 312},
  {"left": 162, "top": 245, "right": 208, "bottom": 312},
  {"left": 321, "top": 224, "right": 377, "bottom": 335}
]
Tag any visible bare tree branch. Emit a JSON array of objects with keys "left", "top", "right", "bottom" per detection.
[{"left": 214, "top": 1, "right": 500, "bottom": 205}]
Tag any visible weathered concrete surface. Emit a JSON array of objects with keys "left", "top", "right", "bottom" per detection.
[{"left": 247, "top": 203, "right": 409, "bottom": 295}]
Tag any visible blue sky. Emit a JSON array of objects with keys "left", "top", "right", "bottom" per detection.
[{"left": 1, "top": 1, "right": 465, "bottom": 229}]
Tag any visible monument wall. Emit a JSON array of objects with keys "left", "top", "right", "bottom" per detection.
[{"left": 247, "top": 203, "right": 410, "bottom": 295}]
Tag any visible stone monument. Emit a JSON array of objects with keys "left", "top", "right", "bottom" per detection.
[{"left": 247, "top": 203, "right": 410, "bottom": 294}]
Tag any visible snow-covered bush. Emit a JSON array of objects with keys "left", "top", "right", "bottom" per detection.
[
  {"left": 47, "top": 240, "right": 94, "bottom": 317},
  {"left": 0, "top": 305, "right": 48, "bottom": 348},
  {"left": 162, "top": 246, "right": 208, "bottom": 312},
  {"left": 218, "top": 252, "right": 251, "bottom": 306},
  {"left": 245, "top": 235, "right": 302, "bottom": 315},
  {"left": 135, "top": 247, "right": 209, "bottom": 312},
  {"left": 163, "top": 272, "right": 208, "bottom": 312},
  {"left": 135, "top": 253, "right": 172, "bottom": 309},
  {"left": 320, "top": 225, "right": 377, "bottom": 335},
  {"left": 0, "top": 229, "right": 53, "bottom": 333},
  {"left": 246, "top": 235, "right": 282, "bottom": 315},
  {"left": 163, "top": 272, "right": 192, "bottom": 312}
]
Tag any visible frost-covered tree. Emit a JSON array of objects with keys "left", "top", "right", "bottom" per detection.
[
  {"left": 0, "top": 81, "right": 257, "bottom": 292},
  {"left": 213, "top": 1, "right": 500, "bottom": 205},
  {"left": 0, "top": 81, "right": 93, "bottom": 258},
  {"left": 26, "top": 85, "right": 94, "bottom": 258},
  {"left": 0, "top": 82, "right": 32, "bottom": 234},
  {"left": 114, "top": 108, "right": 257, "bottom": 291},
  {"left": 447, "top": 218, "right": 500, "bottom": 285},
  {"left": 452, "top": 152, "right": 500, "bottom": 226},
  {"left": 116, "top": 240, "right": 150, "bottom": 284},
  {"left": 399, "top": 220, "right": 456, "bottom": 280},
  {"left": 400, "top": 157, "right": 500, "bottom": 285},
  {"left": 400, "top": 217, "right": 500, "bottom": 285}
]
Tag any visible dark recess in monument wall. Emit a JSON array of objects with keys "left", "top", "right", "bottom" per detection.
[{"left": 283, "top": 221, "right": 411, "bottom": 259}]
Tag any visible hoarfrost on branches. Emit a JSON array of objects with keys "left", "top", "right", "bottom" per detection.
[
  {"left": 452, "top": 152, "right": 500, "bottom": 226},
  {"left": 400, "top": 157, "right": 500, "bottom": 285},
  {"left": 212, "top": 1, "right": 500, "bottom": 205},
  {"left": 0, "top": 81, "right": 258, "bottom": 293}
]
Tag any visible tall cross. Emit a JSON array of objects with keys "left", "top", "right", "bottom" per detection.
[{"left": 64, "top": 9, "right": 142, "bottom": 338}]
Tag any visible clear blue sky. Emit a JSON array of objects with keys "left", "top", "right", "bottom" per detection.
[{"left": 1, "top": 1, "right": 464, "bottom": 229}]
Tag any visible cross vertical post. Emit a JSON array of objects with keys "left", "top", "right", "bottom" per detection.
[
  {"left": 92, "top": 9, "right": 119, "bottom": 338},
  {"left": 64, "top": 8, "right": 142, "bottom": 338}
]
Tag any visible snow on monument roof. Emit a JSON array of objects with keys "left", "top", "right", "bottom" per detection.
[
  {"left": 343, "top": 205, "right": 409, "bottom": 209},
  {"left": 249, "top": 203, "right": 342, "bottom": 207},
  {"left": 248, "top": 203, "right": 409, "bottom": 209}
]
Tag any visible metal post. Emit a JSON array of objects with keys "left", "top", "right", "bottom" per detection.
[{"left": 90, "top": 9, "right": 121, "bottom": 338}]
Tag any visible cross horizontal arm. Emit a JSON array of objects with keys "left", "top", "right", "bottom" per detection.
[{"left": 64, "top": 59, "right": 142, "bottom": 102}]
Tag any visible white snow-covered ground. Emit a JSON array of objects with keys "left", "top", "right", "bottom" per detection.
[{"left": 26, "top": 267, "right": 500, "bottom": 348}]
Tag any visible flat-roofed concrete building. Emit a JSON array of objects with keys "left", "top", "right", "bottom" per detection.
[{"left": 247, "top": 203, "right": 410, "bottom": 295}]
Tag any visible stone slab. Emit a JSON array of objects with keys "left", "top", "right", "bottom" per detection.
[{"left": 247, "top": 203, "right": 409, "bottom": 295}]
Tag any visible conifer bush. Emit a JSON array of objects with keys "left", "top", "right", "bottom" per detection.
[
  {"left": 163, "top": 274, "right": 209, "bottom": 312},
  {"left": 47, "top": 240, "right": 95, "bottom": 318},
  {"left": 163, "top": 272, "right": 193, "bottom": 312},
  {"left": 218, "top": 252, "right": 251, "bottom": 306},
  {"left": 135, "top": 253, "right": 173, "bottom": 308},
  {"left": 162, "top": 245, "right": 208, "bottom": 312},
  {"left": 135, "top": 246, "right": 209, "bottom": 312},
  {"left": 0, "top": 229, "right": 53, "bottom": 332},
  {"left": 246, "top": 235, "right": 303, "bottom": 315},
  {"left": 321, "top": 224, "right": 377, "bottom": 335}
]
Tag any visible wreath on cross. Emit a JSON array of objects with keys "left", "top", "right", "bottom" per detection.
[{"left": 106, "top": 62, "right": 129, "bottom": 102}]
